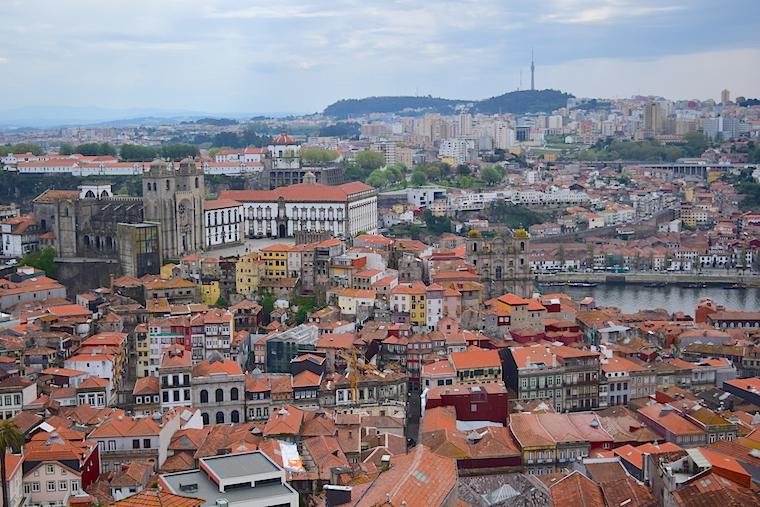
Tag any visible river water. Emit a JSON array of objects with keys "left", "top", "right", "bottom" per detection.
[{"left": 537, "top": 284, "right": 760, "bottom": 315}]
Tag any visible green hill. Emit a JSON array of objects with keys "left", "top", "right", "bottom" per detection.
[
  {"left": 474, "top": 89, "right": 573, "bottom": 115},
  {"left": 323, "top": 89, "right": 573, "bottom": 118},
  {"left": 324, "top": 96, "right": 466, "bottom": 118}
]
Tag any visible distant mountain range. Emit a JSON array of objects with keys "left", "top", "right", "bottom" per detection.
[
  {"left": 323, "top": 89, "right": 574, "bottom": 118},
  {"left": 0, "top": 106, "right": 300, "bottom": 129}
]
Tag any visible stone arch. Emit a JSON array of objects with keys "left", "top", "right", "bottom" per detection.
[{"left": 215, "top": 411, "right": 225, "bottom": 424}]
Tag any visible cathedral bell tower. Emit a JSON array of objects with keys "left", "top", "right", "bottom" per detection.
[{"left": 142, "top": 158, "right": 205, "bottom": 260}]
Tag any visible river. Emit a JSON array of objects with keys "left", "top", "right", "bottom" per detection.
[{"left": 537, "top": 283, "right": 760, "bottom": 315}]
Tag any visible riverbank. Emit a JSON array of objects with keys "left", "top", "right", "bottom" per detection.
[{"left": 535, "top": 271, "right": 760, "bottom": 287}]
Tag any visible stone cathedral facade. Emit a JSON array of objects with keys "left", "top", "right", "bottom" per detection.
[{"left": 465, "top": 229, "right": 533, "bottom": 298}]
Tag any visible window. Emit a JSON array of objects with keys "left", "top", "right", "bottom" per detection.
[
  {"left": 230, "top": 387, "right": 239, "bottom": 401},
  {"left": 32, "top": 482, "right": 40, "bottom": 492},
  {"left": 215, "top": 388, "right": 224, "bottom": 402},
  {"left": 143, "top": 438, "right": 151, "bottom": 449},
  {"left": 71, "top": 480, "right": 80, "bottom": 492},
  {"left": 133, "top": 439, "right": 140, "bottom": 449},
  {"left": 216, "top": 411, "right": 225, "bottom": 424},
  {"left": 46, "top": 465, "right": 55, "bottom": 475},
  {"left": 231, "top": 410, "right": 240, "bottom": 423},
  {"left": 59, "top": 480, "right": 68, "bottom": 491},
  {"left": 200, "top": 389, "right": 208, "bottom": 403},
  {"left": 47, "top": 481, "right": 56, "bottom": 492},
  {"left": 202, "top": 412, "right": 209, "bottom": 425}
]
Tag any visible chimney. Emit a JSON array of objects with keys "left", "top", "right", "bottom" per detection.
[
  {"left": 324, "top": 485, "right": 352, "bottom": 506},
  {"left": 642, "top": 452, "right": 651, "bottom": 483},
  {"left": 380, "top": 454, "right": 391, "bottom": 471}
]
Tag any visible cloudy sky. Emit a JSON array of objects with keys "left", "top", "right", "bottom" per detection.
[{"left": 1, "top": 0, "right": 758, "bottom": 114}]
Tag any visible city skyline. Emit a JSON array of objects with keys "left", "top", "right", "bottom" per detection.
[{"left": 0, "top": 0, "right": 758, "bottom": 115}]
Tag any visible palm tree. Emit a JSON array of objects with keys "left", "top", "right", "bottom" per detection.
[{"left": 0, "top": 420, "right": 24, "bottom": 507}]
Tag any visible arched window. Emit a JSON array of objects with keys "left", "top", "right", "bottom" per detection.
[
  {"left": 195, "top": 176, "right": 199, "bottom": 189},
  {"left": 200, "top": 389, "right": 208, "bottom": 403},
  {"left": 215, "top": 388, "right": 224, "bottom": 402},
  {"left": 495, "top": 265, "right": 503, "bottom": 279},
  {"left": 520, "top": 241, "right": 525, "bottom": 252},
  {"left": 231, "top": 410, "right": 240, "bottom": 423},
  {"left": 230, "top": 387, "right": 239, "bottom": 401},
  {"left": 84, "top": 235, "right": 90, "bottom": 247},
  {"left": 95, "top": 237, "right": 101, "bottom": 249},
  {"left": 215, "top": 411, "right": 225, "bottom": 424},
  {"left": 105, "top": 236, "right": 113, "bottom": 249},
  {"left": 201, "top": 412, "right": 209, "bottom": 425},
  {"left": 166, "top": 179, "right": 170, "bottom": 191}
]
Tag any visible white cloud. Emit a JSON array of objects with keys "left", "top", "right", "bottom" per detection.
[
  {"left": 537, "top": 48, "right": 760, "bottom": 100},
  {"left": 540, "top": 0, "right": 683, "bottom": 24}
]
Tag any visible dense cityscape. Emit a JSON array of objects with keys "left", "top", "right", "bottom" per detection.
[{"left": 1, "top": 2, "right": 760, "bottom": 507}]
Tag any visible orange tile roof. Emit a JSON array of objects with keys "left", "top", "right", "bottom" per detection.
[
  {"left": 601, "top": 356, "right": 646, "bottom": 374},
  {"left": 549, "top": 472, "right": 605, "bottom": 507},
  {"left": 264, "top": 405, "right": 304, "bottom": 436},
  {"left": 221, "top": 181, "right": 373, "bottom": 203},
  {"left": 203, "top": 198, "right": 241, "bottom": 211},
  {"left": 355, "top": 445, "right": 457, "bottom": 507},
  {"left": 637, "top": 404, "right": 704, "bottom": 436},
  {"left": 291, "top": 370, "right": 322, "bottom": 388},
  {"left": 450, "top": 348, "right": 501, "bottom": 370},
  {"left": 191, "top": 357, "right": 243, "bottom": 377},
  {"left": 89, "top": 414, "right": 160, "bottom": 438},
  {"left": 316, "top": 332, "right": 355, "bottom": 349},
  {"left": 111, "top": 489, "right": 203, "bottom": 507},
  {"left": 133, "top": 376, "right": 160, "bottom": 396}
]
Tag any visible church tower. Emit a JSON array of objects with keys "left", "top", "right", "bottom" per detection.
[{"left": 142, "top": 158, "right": 205, "bottom": 260}]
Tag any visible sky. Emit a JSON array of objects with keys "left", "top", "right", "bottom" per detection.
[{"left": 0, "top": 0, "right": 759, "bottom": 115}]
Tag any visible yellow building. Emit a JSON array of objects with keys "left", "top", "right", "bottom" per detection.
[
  {"left": 391, "top": 281, "right": 427, "bottom": 327},
  {"left": 160, "top": 263, "right": 177, "bottom": 279},
  {"left": 236, "top": 252, "right": 265, "bottom": 297},
  {"left": 260, "top": 244, "right": 291, "bottom": 279},
  {"left": 201, "top": 280, "right": 221, "bottom": 305},
  {"left": 134, "top": 324, "right": 150, "bottom": 377}
]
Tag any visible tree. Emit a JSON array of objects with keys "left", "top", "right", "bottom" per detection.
[
  {"left": 423, "top": 210, "right": 452, "bottom": 234},
  {"left": 160, "top": 144, "right": 199, "bottom": 160},
  {"left": 59, "top": 143, "right": 76, "bottom": 156},
  {"left": 75, "top": 142, "right": 117, "bottom": 156},
  {"left": 21, "top": 247, "right": 57, "bottom": 277},
  {"left": 456, "top": 164, "right": 471, "bottom": 176},
  {"left": 0, "top": 143, "right": 44, "bottom": 157},
  {"left": 261, "top": 291, "right": 275, "bottom": 325},
  {"left": 301, "top": 147, "right": 338, "bottom": 164},
  {"left": 214, "top": 296, "right": 228, "bottom": 308},
  {"left": 0, "top": 420, "right": 24, "bottom": 507},
  {"left": 355, "top": 151, "right": 385, "bottom": 172},
  {"left": 120, "top": 144, "right": 159, "bottom": 162},
  {"left": 481, "top": 166, "right": 502, "bottom": 186},
  {"left": 366, "top": 169, "right": 389, "bottom": 188},
  {"left": 411, "top": 170, "right": 427, "bottom": 186}
]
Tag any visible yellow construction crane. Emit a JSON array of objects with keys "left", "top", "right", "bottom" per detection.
[{"left": 338, "top": 348, "right": 385, "bottom": 403}]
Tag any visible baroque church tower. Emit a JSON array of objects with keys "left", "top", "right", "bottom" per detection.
[{"left": 142, "top": 158, "right": 205, "bottom": 260}]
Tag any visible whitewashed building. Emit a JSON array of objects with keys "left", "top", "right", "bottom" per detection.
[
  {"left": 203, "top": 199, "right": 244, "bottom": 248},
  {"left": 220, "top": 178, "right": 378, "bottom": 238}
]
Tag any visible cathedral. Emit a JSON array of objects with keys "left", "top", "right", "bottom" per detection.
[
  {"left": 142, "top": 158, "right": 205, "bottom": 260},
  {"left": 33, "top": 158, "right": 206, "bottom": 273},
  {"left": 465, "top": 229, "right": 534, "bottom": 298}
]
